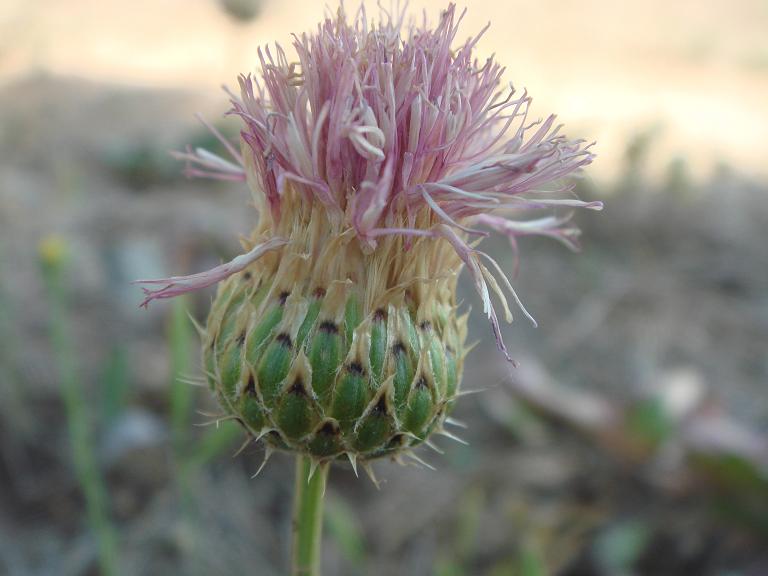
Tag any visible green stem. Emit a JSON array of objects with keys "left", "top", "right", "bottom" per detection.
[
  {"left": 40, "top": 244, "right": 119, "bottom": 576},
  {"left": 291, "top": 456, "right": 329, "bottom": 576}
]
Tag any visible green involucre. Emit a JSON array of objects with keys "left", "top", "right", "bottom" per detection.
[{"left": 204, "top": 271, "right": 465, "bottom": 462}]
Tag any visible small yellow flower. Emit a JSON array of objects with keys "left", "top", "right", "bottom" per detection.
[{"left": 38, "top": 235, "right": 68, "bottom": 268}]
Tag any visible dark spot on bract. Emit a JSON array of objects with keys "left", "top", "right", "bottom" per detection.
[
  {"left": 236, "top": 332, "right": 246, "bottom": 346},
  {"left": 288, "top": 378, "right": 306, "bottom": 396},
  {"left": 317, "top": 420, "right": 340, "bottom": 436},
  {"left": 312, "top": 287, "right": 327, "bottom": 298},
  {"left": 348, "top": 361, "right": 365, "bottom": 375},
  {"left": 419, "top": 320, "right": 432, "bottom": 331},
  {"left": 278, "top": 291, "right": 290, "bottom": 305},
  {"left": 243, "top": 271, "right": 252, "bottom": 281},
  {"left": 372, "top": 395, "right": 387, "bottom": 415},
  {"left": 373, "top": 308, "right": 386, "bottom": 322},
  {"left": 416, "top": 375, "right": 428, "bottom": 389},
  {"left": 387, "top": 434, "right": 407, "bottom": 448},
  {"left": 245, "top": 373, "right": 257, "bottom": 396},
  {"left": 319, "top": 321, "right": 339, "bottom": 334},
  {"left": 276, "top": 333, "right": 292, "bottom": 348},
  {"left": 393, "top": 341, "right": 406, "bottom": 355}
]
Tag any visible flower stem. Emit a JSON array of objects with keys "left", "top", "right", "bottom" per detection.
[{"left": 291, "top": 455, "right": 329, "bottom": 576}]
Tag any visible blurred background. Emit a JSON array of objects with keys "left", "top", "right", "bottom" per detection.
[{"left": 1, "top": 1, "right": 767, "bottom": 574}]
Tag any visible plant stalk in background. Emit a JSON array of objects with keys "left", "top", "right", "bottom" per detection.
[{"left": 40, "top": 236, "right": 119, "bottom": 576}]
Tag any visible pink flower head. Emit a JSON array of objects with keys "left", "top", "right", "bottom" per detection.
[{"left": 136, "top": 3, "right": 601, "bottom": 363}]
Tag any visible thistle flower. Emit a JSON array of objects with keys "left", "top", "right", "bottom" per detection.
[{"left": 136, "top": 3, "right": 600, "bottom": 470}]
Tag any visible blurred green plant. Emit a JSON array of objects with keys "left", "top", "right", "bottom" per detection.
[
  {"left": 433, "top": 484, "right": 485, "bottom": 576},
  {"left": 325, "top": 494, "right": 366, "bottom": 568},
  {"left": 101, "top": 345, "right": 130, "bottom": 425},
  {"left": 514, "top": 548, "right": 548, "bottom": 576},
  {"left": 39, "top": 235, "right": 120, "bottom": 576},
  {"left": 434, "top": 560, "right": 463, "bottom": 576},
  {"left": 663, "top": 157, "right": 692, "bottom": 197},
  {"left": 104, "top": 142, "right": 179, "bottom": 190},
  {"left": 620, "top": 125, "right": 663, "bottom": 192},
  {"left": 168, "top": 296, "right": 242, "bottom": 501},
  {"left": 168, "top": 296, "right": 196, "bottom": 507},
  {"left": 625, "top": 397, "right": 674, "bottom": 451},
  {"left": 219, "top": 0, "right": 262, "bottom": 22},
  {"left": 484, "top": 548, "right": 547, "bottom": 576},
  {"left": 186, "top": 419, "right": 243, "bottom": 468},
  {"left": 166, "top": 296, "right": 244, "bottom": 517},
  {"left": 454, "top": 484, "right": 485, "bottom": 565},
  {"left": 593, "top": 519, "right": 651, "bottom": 574},
  {"left": 104, "top": 123, "right": 239, "bottom": 190},
  {"left": 170, "top": 297, "right": 194, "bottom": 455},
  {"left": 693, "top": 453, "right": 768, "bottom": 537},
  {"left": 0, "top": 246, "right": 31, "bottom": 438}
]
